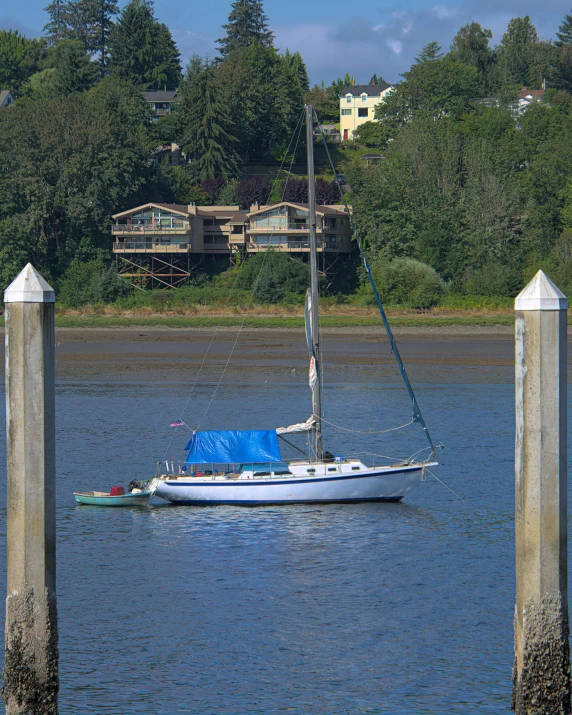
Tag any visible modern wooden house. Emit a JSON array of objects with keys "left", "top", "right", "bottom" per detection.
[{"left": 111, "top": 201, "right": 352, "bottom": 288}]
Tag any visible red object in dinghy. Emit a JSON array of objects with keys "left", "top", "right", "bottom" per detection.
[{"left": 110, "top": 486, "right": 125, "bottom": 496}]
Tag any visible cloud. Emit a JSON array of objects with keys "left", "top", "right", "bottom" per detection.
[
  {"left": 270, "top": 0, "right": 565, "bottom": 85},
  {"left": 387, "top": 39, "right": 403, "bottom": 55},
  {"left": 432, "top": 5, "right": 458, "bottom": 20},
  {"left": 169, "top": 0, "right": 566, "bottom": 85}
]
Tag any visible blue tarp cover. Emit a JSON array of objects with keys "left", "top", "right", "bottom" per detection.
[{"left": 185, "top": 430, "right": 282, "bottom": 464}]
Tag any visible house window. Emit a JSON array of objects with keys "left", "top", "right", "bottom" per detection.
[
  {"left": 346, "top": 94, "right": 352, "bottom": 103},
  {"left": 341, "top": 108, "right": 351, "bottom": 116},
  {"left": 361, "top": 94, "right": 367, "bottom": 102},
  {"left": 358, "top": 108, "right": 369, "bottom": 118}
]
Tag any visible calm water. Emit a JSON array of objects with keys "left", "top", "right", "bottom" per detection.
[{"left": 0, "top": 332, "right": 541, "bottom": 713}]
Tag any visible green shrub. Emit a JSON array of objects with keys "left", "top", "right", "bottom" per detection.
[
  {"left": 462, "top": 261, "right": 523, "bottom": 297},
  {"left": 57, "top": 259, "right": 131, "bottom": 307},
  {"left": 370, "top": 257, "right": 446, "bottom": 309},
  {"left": 236, "top": 252, "right": 310, "bottom": 303}
]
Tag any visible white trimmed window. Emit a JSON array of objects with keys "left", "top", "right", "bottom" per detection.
[
  {"left": 346, "top": 94, "right": 352, "bottom": 103},
  {"left": 341, "top": 108, "right": 351, "bottom": 115},
  {"left": 361, "top": 94, "right": 367, "bottom": 102}
]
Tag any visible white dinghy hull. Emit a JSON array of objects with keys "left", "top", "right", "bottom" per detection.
[{"left": 154, "top": 463, "right": 426, "bottom": 506}]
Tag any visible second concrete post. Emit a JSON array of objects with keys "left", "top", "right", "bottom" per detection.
[{"left": 513, "top": 270, "right": 570, "bottom": 714}]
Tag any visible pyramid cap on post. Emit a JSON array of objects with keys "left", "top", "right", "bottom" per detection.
[
  {"left": 4, "top": 263, "right": 55, "bottom": 304},
  {"left": 515, "top": 270, "right": 568, "bottom": 311}
]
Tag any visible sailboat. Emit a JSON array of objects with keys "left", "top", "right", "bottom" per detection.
[{"left": 153, "top": 106, "right": 438, "bottom": 506}]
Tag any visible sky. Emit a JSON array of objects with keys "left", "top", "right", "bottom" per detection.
[{"left": 1, "top": 0, "right": 569, "bottom": 84}]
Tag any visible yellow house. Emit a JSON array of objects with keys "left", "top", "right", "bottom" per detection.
[{"left": 340, "top": 84, "right": 393, "bottom": 141}]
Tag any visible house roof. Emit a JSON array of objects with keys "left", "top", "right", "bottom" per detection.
[
  {"left": 197, "top": 208, "right": 247, "bottom": 223},
  {"left": 341, "top": 84, "right": 391, "bottom": 97},
  {"left": 112, "top": 202, "right": 189, "bottom": 219},
  {"left": 361, "top": 153, "right": 384, "bottom": 160},
  {"left": 143, "top": 90, "right": 180, "bottom": 102},
  {"left": 517, "top": 86, "right": 545, "bottom": 100},
  {"left": 155, "top": 203, "right": 188, "bottom": 213},
  {"left": 0, "top": 89, "right": 13, "bottom": 105},
  {"left": 249, "top": 202, "right": 348, "bottom": 217}
]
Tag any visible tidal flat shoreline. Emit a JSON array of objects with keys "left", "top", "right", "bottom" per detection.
[
  {"left": 2, "top": 324, "right": 571, "bottom": 384},
  {"left": 0, "top": 325, "right": 518, "bottom": 385}
]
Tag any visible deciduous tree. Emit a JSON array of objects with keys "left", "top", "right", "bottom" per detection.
[{"left": 449, "top": 23, "right": 493, "bottom": 85}]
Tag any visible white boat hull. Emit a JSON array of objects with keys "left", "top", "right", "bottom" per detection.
[{"left": 154, "top": 464, "right": 424, "bottom": 505}]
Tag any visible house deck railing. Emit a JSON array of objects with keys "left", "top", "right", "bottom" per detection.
[
  {"left": 248, "top": 240, "right": 330, "bottom": 251},
  {"left": 113, "top": 240, "right": 189, "bottom": 252}
]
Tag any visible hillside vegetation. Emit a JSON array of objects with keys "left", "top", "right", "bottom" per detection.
[{"left": 3, "top": 2, "right": 572, "bottom": 309}]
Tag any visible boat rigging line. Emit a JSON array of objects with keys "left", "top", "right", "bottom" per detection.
[
  {"left": 280, "top": 110, "right": 305, "bottom": 201},
  {"left": 320, "top": 415, "right": 415, "bottom": 435},
  {"left": 313, "top": 108, "right": 441, "bottom": 461},
  {"left": 424, "top": 466, "right": 464, "bottom": 501},
  {"left": 161, "top": 108, "right": 308, "bottom": 459}
]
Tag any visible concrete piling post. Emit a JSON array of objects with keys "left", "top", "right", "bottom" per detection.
[
  {"left": 513, "top": 270, "right": 570, "bottom": 714},
  {"left": 2, "top": 264, "right": 58, "bottom": 715}
]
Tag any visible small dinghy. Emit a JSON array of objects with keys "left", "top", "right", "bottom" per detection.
[{"left": 74, "top": 478, "right": 159, "bottom": 507}]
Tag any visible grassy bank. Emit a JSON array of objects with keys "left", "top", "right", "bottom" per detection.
[{"left": 0, "top": 311, "right": 516, "bottom": 329}]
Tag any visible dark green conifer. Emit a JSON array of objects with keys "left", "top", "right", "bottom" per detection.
[
  {"left": 43, "top": 0, "right": 69, "bottom": 45},
  {"left": 289, "top": 50, "right": 309, "bottom": 92},
  {"left": 181, "top": 63, "right": 240, "bottom": 179},
  {"left": 217, "top": 0, "right": 274, "bottom": 57},
  {"left": 84, "top": 0, "right": 119, "bottom": 68},
  {"left": 556, "top": 10, "right": 572, "bottom": 46},
  {"left": 109, "top": 0, "right": 181, "bottom": 88},
  {"left": 415, "top": 41, "right": 444, "bottom": 63},
  {"left": 52, "top": 39, "right": 98, "bottom": 95}
]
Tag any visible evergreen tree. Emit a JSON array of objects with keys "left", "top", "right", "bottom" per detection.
[
  {"left": 181, "top": 63, "right": 240, "bottom": 179},
  {"left": 85, "top": 0, "right": 118, "bottom": 68},
  {"left": 283, "top": 49, "right": 309, "bottom": 92},
  {"left": 109, "top": 0, "right": 181, "bottom": 88},
  {"left": 43, "top": 0, "right": 69, "bottom": 45},
  {"left": 64, "top": 0, "right": 93, "bottom": 49},
  {"left": 556, "top": 9, "right": 572, "bottom": 46},
  {"left": 497, "top": 16, "right": 538, "bottom": 86},
  {"left": 369, "top": 73, "right": 387, "bottom": 85},
  {"left": 52, "top": 39, "right": 98, "bottom": 95},
  {"left": 217, "top": 0, "right": 274, "bottom": 57},
  {"left": 415, "top": 41, "right": 443, "bottom": 63}
]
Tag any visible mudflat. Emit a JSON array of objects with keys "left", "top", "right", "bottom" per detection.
[{"left": 0, "top": 325, "right": 522, "bottom": 383}]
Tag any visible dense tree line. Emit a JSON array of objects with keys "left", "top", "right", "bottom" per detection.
[
  {"left": 5, "top": 0, "right": 572, "bottom": 302},
  {"left": 350, "top": 14, "right": 572, "bottom": 298},
  {"left": 0, "top": 0, "right": 315, "bottom": 289}
]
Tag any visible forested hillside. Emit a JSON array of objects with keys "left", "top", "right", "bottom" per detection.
[{"left": 2, "top": 0, "right": 572, "bottom": 306}]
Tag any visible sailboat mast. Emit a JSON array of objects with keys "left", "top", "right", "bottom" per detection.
[{"left": 306, "top": 104, "right": 323, "bottom": 459}]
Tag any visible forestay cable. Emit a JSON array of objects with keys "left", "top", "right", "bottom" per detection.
[{"left": 313, "top": 109, "right": 439, "bottom": 460}]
